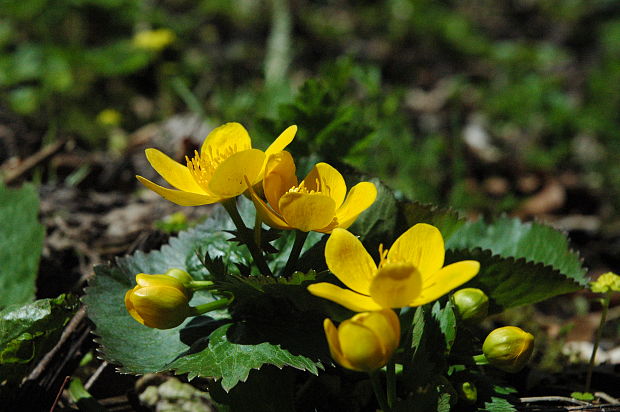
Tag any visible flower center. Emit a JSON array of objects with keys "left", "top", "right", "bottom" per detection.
[
  {"left": 287, "top": 177, "right": 333, "bottom": 196},
  {"left": 186, "top": 145, "right": 238, "bottom": 190}
]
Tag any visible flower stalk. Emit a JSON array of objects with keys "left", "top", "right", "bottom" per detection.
[
  {"left": 191, "top": 296, "right": 234, "bottom": 316},
  {"left": 585, "top": 292, "right": 611, "bottom": 393},
  {"left": 369, "top": 371, "right": 391, "bottom": 412},
  {"left": 222, "top": 198, "right": 273, "bottom": 277},
  {"left": 281, "top": 230, "right": 308, "bottom": 276}
]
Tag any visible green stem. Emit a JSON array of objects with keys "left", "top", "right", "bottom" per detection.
[
  {"left": 472, "top": 354, "right": 489, "bottom": 365},
  {"left": 585, "top": 293, "right": 611, "bottom": 392},
  {"left": 222, "top": 199, "right": 273, "bottom": 277},
  {"left": 281, "top": 230, "right": 308, "bottom": 277},
  {"left": 191, "top": 297, "right": 233, "bottom": 315},
  {"left": 188, "top": 280, "right": 215, "bottom": 290},
  {"left": 386, "top": 360, "right": 397, "bottom": 408},
  {"left": 254, "top": 213, "right": 263, "bottom": 251},
  {"left": 369, "top": 371, "right": 391, "bottom": 412}
]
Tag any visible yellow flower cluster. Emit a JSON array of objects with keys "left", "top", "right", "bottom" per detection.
[{"left": 129, "top": 122, "right": 481, "bottom": 373}]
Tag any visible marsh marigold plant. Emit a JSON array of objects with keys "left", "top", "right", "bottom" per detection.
[
  {"left": 248, "top": 151, "right": 377, "bottom": 233},
  {"left": 308, "top": 223, "right": 480, "bottom": 311},
  {"left": 137, "top": 122, "right": 296, "bottom": 206}
]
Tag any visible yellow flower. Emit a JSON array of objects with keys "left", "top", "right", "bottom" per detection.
[
  {"left": 590, "top": 272, "right": 620, "bottom": 293},
  {"left": 124, "top": 270, "right": 194, "bottom": 329},
  {"left": 248, "top": 151, "right": 377, "bottom": 233},
  {"left": 324, "top": 309, "right": 400, "bottom": 372},
  {"left": 482, "top": 326, "right": 534, "bottom": 373},
  {"left": 136, "top": 122, "right": 296, "bottom": 206},
  {"left": 132, "top": 28, "right": 176, "bottom": 51},
  {"left": 307, "top": 224, "right": 480, "bottom": 311}
]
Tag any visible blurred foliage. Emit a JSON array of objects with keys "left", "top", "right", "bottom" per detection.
[
  {"left": 0, "top": 182, "right": 44, "bottom": 309},
  {"left": 2, "top": 0, "right": 620, "bottom": 213}
]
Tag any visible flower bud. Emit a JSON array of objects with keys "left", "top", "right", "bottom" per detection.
[
  {"left": 458, "top": 381, "right": 477, "bottom": 403},
  {"left": 124, "top": 271, "right": 194, "bottom": 329},
  {"left": 323, "top": 309, "right": 400, "bottom": 372},
  {"left": 451, "top": 288, "right": 489, "bottom": 324},
  {"left": 482, "top": 326, "right": 534, "bottom": 373}
]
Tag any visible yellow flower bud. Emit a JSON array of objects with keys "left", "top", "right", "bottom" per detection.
[
  {"left": 323, "top": 309, "right": 400, "bottom": 372},
  {"left": 590, "top": 272, "right": 620, "bottom": 293},
  {"left": 458, "top": 381, "right": 478, "bottom": 403},
  {"left": 451, "top": 288, "right": 489, "bottom": 324},
  {"left": 482, "top": 326, "right": 534, "bottom": 373},
  {"left": 124, "top": 271, "right": 194, "bottom": 329}
]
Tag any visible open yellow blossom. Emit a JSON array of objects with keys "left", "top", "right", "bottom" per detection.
[
  {"left": 307, "top": 224, "right": 480, "bottom": 311},
  {"left": 136, "top": 122, "right": 296, "bottom": 206},
  {"left": 324, "top": 309, "right": 400, "bottom": 372},
  {"left": 248, "top": 151, "right": 377, "bottom": 233}
]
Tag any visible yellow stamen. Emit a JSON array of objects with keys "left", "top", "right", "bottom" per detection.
[{"left": 186, "top": 145, "right": 238, "bottom": 191}]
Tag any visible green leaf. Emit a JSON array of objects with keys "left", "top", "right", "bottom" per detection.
[
  {"left": 399, "top": 201, "right": 466, "bottom": 241},
  {"left": 0, "top": 295, "right": 78, "bottom": 394},
  {"left": 68, "top": 378, "right": 107, "bottom": 412},
  {"left": 432, "top": 301, "right": 457, "bottom": 353},
  {"left": 445, "top": 216, "right": 587, "bottom": 285},
  {"left": 401, "top": 305, "right": 447, "bottom": 392},
  {"left": 349, "top": 177, "right": 399, "bottom": 245},
  {"left": 169, "top": 324, "right": 320, "bottom": 392},
  {"left": 0, "top": 182, "right": 45, "bottom": 309},
  {"left": 447, "top": 248, "right": 583, "bottom": 311},
  {"left": 481, "top": 397, "right": 517, "bottom": 412},
  {"left": 571, "top": 392, "right": 595, "bottom": 401}
]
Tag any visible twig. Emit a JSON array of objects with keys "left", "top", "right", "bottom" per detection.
[
  {"left": 520, "top": 396, "right": 591, "bottom": 406},
  {"left": 26, "top": 308, "right": 87, "bottom": 381},
  {"left": 49, "top": 375, "right": 71, "bottom": 412},
  {"left": 84, "top": 361, "right": 108, "bottom": 391},
  {"left": 596, "top": 393, "right": 620, "bottom": 404},
  {"left": 2, "top": 138, "right": 67, "bottom": 184}
]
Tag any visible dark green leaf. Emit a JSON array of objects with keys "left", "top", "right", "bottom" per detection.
[
  {"left": 433, "top": 301, "right": 457, "bottom": 352},
  {"left": 399, "top": 201, "right": 466, "bottom": 241},
  {"left": 481, "top": 397, "right": 517, "bottom": 412},
  {"left": 445, "top": 216, "right": 587, "bottom": 285},
  {"left": 349, "top": 177, "right": 399, "bottom": 245},
  {"left": 0, "top": 295, "right": 78, "bottom": 392},
  {"left": 447, "top": 248, "right": 583, "bottom": 311},
  {"left": 0, "top": 182, "right": 45, "bottom": 309},
  {"left": 169, "top": 324, "right": 320, "bottom": 392}
]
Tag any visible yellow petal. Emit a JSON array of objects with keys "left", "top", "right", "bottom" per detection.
[
  {"left": 307, "top": 283, "right": 382, "bottom": 312},
  {"left": 258, "top": 125, "right": 297, "bottom": 181},
  {"left": 263, "top": 151, "right": 298, "bottom": 211},
  {"left": 338, "top": 318, "right": 385, "bottom": 371},
  {"left": 201, "top": 122, "right": 251, "bottom": 158},
  {"left": 278, "top": 191, "right": 336, "bottom": 232},
  {"left": 324, "top": 228, "right": 376, "bottom": 294},
  {"left": 125, "top": 287, "right": 144, "bottom": 325},
  {"left": 137, "top": 175, "right": 219, "bottom": 206},
  {"left": 144, "top": 148, "right": 206, "bottom": 193},
  {"left": 335, "top": 182, "right": 377, "bottom": 229},
  {"left": 302, "top": 163, "right": 347, "bottom": 208},
  {"left": 369, "top": 262, "right": 422, "bottom": 308},
  {"left": 352, "top": 310, "right": 400, "bottom": 356},
  {"left": 247, "top": 180, "right": 291, "bottom": 229},
  {"left": 136, "top": 274, "right": 187, "bottom": 295},
  {"left": 208, "top": 149, "right": 265, "bottom": 198},
  {"left": 323, "top": 318, "right": 354, "bottom": 370},
  {"left": 409, "top": 260, "right": 480, "bottom": 307},
  {"left": 130, "top": 285, "right": 189, "bottom": 329},
  {"left": 388, "top": 223, "right": 445, "bottom": 277}
]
